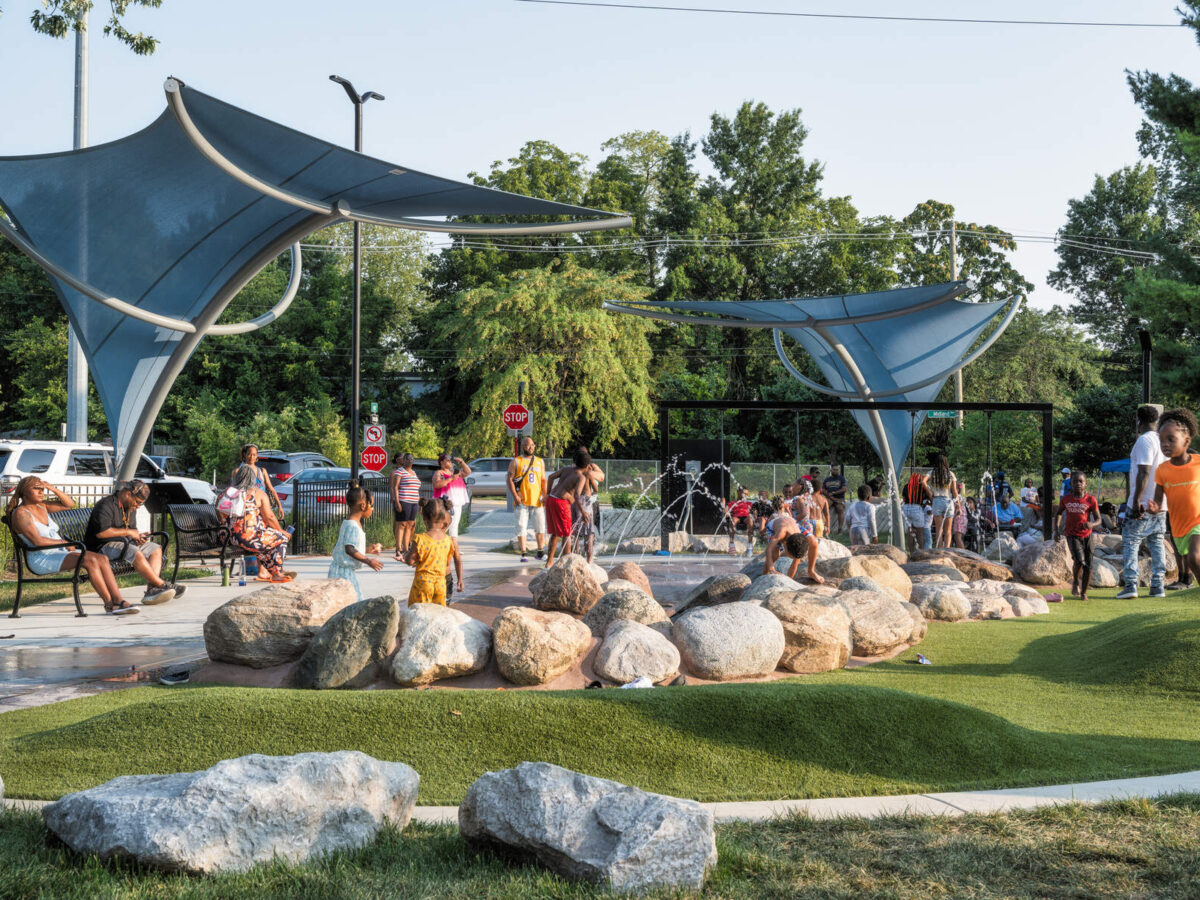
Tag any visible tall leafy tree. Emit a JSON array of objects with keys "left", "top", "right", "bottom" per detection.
[
  {"left": 11, "top": 0, "right": 164, "bottom": 55},
  {"left": 428, "top": 259, "right": 657, "bottom": 458}
]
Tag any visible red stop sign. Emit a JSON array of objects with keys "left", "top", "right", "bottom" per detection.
[
  {"left": 503, "top": 403, "right": 530, "bottom": 431},
  {"left": 360, "top": 446, "right": 388, "bottom": 472}
]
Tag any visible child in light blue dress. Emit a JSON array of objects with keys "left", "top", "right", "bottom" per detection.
[{"left": 328, "top": 487, "right": 384, "bottom": 600}]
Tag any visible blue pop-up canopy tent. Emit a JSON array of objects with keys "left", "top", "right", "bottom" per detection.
[
  {"left": 606, "top": 283, "right": 1022, "bottom": 543},
  {"left": 0, "top": 78, "right": 630, "bottom": 479}
]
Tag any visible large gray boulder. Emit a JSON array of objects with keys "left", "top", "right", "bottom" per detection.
[
  {"left": 493, "top": 607, "right": 592, "bottom": 686},
  {"left": 459, "top": 762, "right": 716, "bottom": 892},
  {"left": 594, "top": 620, "right": 680, "bottom": 684},
  {"left": 293, "top": 596, "right": 400, "bottom": 690},
  {"left": 42, "top": 752, "right": 418, "bottom": 874},
  {"left": 902, "top": 601, "right": 927, "bottom": 644},
  {"left": 764, "top": 594, "right": 853, "bottom": 673},
  {"left": 1012, "top": 540, "right": 1073, "bottom": 585},
  {"left": 672, "top": 601, "right": 785, "bottom": 680},
  {"left": 203, "top": 579, "right": 358, "bottom": 668},
  {"left": 836, "top": 590, "right": 916, "bottom": 656},
  {"left": 814, "top": 556, "right": 866, "bottom": 581},
  {"left": 1090, "top": 557, "right": 1120, "bottom": 588},
  {"left": 607, "top": 562, "right": 653, "bottom": 598},
  {"left": 583, "top": 587, "right": 668, "bottom": 637},
  {"left": 935, "top": 548, "right": 1014, "bottom": 582},
  {"left": 739, "top": 573, "right": 802, "bottom": 605},
  {"left": 982, "top": 532, "right": 1019, "bottom": 563},
  {"left": 852, "top": 555, "right": 913, "bottom": 601},
  {"left": 673, "top": 573, "right": 752, "bottom": 616},
  {"left": 838, "top": 575, "right": 903, "bottom": 603},
  {"left": 1008, "top": 594, "right": 1051, "bottom": 616},
  {"left": 391, "top": 603, "right": 492, "bottom": 686},
  {"left": 849, "top": 542, "right": 908, "bottom": 565},
  {"left": 910, "top": 584, "right": 970, "bottom": 621},
  {"left": 816, "top": 537, "right": 851, "bottom": 559},
  {"left": 959, "top": 589, "right": 1008, "bottom": 620},
  {"left": 901, "top": 562, "right": 966, "bottom": 583},
  {"left": 530, "top": 554, "right": 605, "bottom": 615}
]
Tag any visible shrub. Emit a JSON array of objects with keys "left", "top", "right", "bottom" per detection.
[{"left": 610, "top": 490, "right": 657, "bottom": 510}]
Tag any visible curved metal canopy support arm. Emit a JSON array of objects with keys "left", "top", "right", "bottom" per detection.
[
  {"left": 0, "top": 213, "right": 305, "bottom": 337},
  {"left": 166, "top": 78, "right": 633, "bottom": 236},
  {"left": 770, "top": 293, "right": 1023, "bottom": 400}
]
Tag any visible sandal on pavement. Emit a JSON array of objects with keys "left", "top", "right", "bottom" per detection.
[{"left": 104, "top": 601, "right": 140, "bottom": 615}]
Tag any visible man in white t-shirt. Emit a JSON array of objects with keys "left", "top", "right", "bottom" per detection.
[{"left": 1118, "top": 404, "right": 1168, "bottom": 599}]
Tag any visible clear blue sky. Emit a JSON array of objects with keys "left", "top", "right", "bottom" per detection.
[{"left": 3, "top": 0, "right": 1198, "bottom": 309}]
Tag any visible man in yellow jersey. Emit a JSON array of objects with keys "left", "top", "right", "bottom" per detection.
[{"left": 508, "top": 436, "right": 547, "bottom": 563}]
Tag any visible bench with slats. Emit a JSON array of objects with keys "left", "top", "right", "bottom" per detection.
[{"left": 166, "top": 503, "right": 234, "bottom": 584}]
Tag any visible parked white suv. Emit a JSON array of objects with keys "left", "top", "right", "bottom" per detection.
[{"left": 0, "top": 440, "right": 216, "bottom": 505}]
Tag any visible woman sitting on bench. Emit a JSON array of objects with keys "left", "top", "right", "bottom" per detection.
[{"left": 7, "top": 476, "right": 139, "bottom": 614}]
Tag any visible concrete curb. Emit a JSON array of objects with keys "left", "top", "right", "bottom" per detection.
[{"left": 8, "top": 769, "right": 1200, "bottom": 822}]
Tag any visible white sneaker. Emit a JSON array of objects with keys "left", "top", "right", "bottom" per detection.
[{"left": 1115, "top": 587, "right": 1139, "bottom": 600}]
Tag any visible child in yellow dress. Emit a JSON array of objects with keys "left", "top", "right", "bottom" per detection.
[{"left": 404, "top": 499, "right": 454, "bottom": 606}]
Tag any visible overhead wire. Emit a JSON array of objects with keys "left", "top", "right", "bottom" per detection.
[{"left": 511, "top": 0, "right": 1181, "bottom": 28}]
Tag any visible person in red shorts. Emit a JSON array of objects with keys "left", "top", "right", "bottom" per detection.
[
  {"left": 543, "top": 447, "right": 592, "bottom": 568},
  {"left": 1148, "top": 408, "right": 1200, "bottom": 581},
  {"left": 724, "top": 487, "right": 754, "bottom": 554},
  {"left": 1055, "top": 469, "right": 1100, "bottom": 601}
]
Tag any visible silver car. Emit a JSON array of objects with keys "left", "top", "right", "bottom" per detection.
[{"left": 466, "top": 457, "right": 512, "bottom": 496}]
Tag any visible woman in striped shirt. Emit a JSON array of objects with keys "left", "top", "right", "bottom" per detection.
[{"left": 390, "top": 453, "right": 422, "bottom": 559}]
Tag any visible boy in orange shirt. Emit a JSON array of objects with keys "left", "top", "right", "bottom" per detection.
[{"left": 1147, "top": 408, "right": 1200, "bottom": 580}]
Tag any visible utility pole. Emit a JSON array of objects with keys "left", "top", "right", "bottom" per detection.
[
  {"left": 65, "top": 11, "right": 89, "bottom": 443},
  {"left": 951, "top": 220, "right": 963, "bottom": 430}
]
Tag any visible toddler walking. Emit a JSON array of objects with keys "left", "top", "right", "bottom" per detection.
[
  {"left": 327, "top": 487, "right": 384, "bottom": 601},
  {"left": 405, "top": 499, "right": 460, "bottom": 606}
]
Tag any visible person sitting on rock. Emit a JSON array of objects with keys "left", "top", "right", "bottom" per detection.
[
  {"left": 724, "top": 487, "right": 755, "bottom": 554},
  {"left": 763, "top": 497, "right": 824, "bottom": 584}
]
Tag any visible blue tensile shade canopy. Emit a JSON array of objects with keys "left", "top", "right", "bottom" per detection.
[
  {"left": 605, "top": 282, "right": 1022, "bottom": 543},
  {"left": 0, "top": 78, "right": 631, "bottom": 479}
]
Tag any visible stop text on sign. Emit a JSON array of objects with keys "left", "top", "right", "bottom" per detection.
[
  {"left": 503, "top": 403, "right": 530, "bottom": 433},
  {"left": 360, "top": 446, "right": 388, "bottom": 472}
]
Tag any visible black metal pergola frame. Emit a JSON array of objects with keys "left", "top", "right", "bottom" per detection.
[{"left": 657, "top": 399, "right": 1055, "bottom": 550}]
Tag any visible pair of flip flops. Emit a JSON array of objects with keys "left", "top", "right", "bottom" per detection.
[{"left": 104, "top": 602, "right": 139, "bottom": 615}]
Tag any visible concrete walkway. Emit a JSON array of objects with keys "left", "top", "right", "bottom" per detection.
[{"left": 8, "top": 770, "right": 1200, "bottom": 823}]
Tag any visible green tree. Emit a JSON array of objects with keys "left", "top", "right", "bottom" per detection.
[
  {"left": 947, "top": 411, "right": 1044, "bottom": 483},
  {"left": 431, "top": 259, "right": 657, "bottom": 458},
  {"left": 1057, "top": 382, "right": 1142, "bottom": 470},
  {"left": 2, "top": 317, "right": 103, "bottom": 437},
  {"left": 389, "top": 415, "right": 442, "bottom": 460},
  {"left": 1048, "top": 164, "right": 1163, "bottom": 349},
  {"left": 12, "top": 0, "right": 164, "bottom": 55}
]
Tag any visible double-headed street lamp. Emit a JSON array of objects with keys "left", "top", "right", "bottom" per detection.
[{"left": 329, "top": 74, "right": 385, "bottom": 486}]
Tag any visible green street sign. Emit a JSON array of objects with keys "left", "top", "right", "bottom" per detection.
[{"left": 927, "top": 410, "right": 957, "bottom": 419}]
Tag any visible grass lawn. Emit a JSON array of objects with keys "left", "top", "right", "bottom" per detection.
[
  {"left": 3, "top": 795, "right": 1199, "bottom": 897},
  {"left": 3, "top": 586, "right": 1200, "bottom": 803},
  {"left": 0, "top": 567, "right": 212, "bottom": 611}
]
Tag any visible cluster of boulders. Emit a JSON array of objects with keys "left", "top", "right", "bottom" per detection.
[
  {"left": 40, "top": 756, "right": 715, "bottom": 891},
  {"left": 204, "top": 581, "right": 493, "bottom": 689}
]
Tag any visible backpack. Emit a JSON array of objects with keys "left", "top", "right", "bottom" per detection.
[{"left": 216, "top": 486, "right": 245, "bottom": 518}]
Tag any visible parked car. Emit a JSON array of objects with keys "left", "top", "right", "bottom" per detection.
[
  {"left": 256, "top": 450, "right": 336, "bottom": 488},
  {"left": 275, "top": 467, "right": 386, "bottom": 516},
  {"left": 0, "top": 440, "right": 216, "bottom": 504},
  {"left": 148, "top": 455, "right": 195, "bottom": 478},
  {"left": 465, "top": 456, "right": 511, "bottom": 496}
]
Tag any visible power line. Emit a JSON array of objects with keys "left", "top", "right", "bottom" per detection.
[{"left": 512, "top": 0, "right": 1180, "bottom": 28}]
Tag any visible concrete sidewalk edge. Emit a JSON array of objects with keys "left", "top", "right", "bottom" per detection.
[{"left": 7, "top": 769, "right": 1200, "bottom": 823}]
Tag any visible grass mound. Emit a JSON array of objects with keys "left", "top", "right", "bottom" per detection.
[
  {"left": 1016, "top": 609, "right": 1200, "bottom": 694},
  {"left": 4, "top": 682, "right": 1083, "bottom": 802}
]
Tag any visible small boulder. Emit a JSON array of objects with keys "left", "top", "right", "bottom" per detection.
[
  {"left": 583, "top": 588, "right": 668, "bottom": 637},
  {"left": 673, "top": 573, "right": 752, "bottom": 615},
  {"left": 854, "top": 555, "right": 913, "bottom": 601},
  {"left": 594, "top": 620, "right": 680, "bottom": 684},
  {"left": 1012, "top": 540, "right": 1073, "bottom": 585},
  {"left": 1003, "top": 582, "right": 1045, "bottom": 601},
  {"left": 391, "top": 604, "right": 492, "bottom": 686},
  {"left": 909, "top": 573, "right": 953, "bottom": 584},
  {"left": 617, "top": 536, "right": 660, "bottom": 554},
  {"left": 739, "top": 573, "right": 802, "bottom": 605},
  {"left": 838, "top": 575, "right": 903, "bottom": 603},
  {"left": 937, "top": 548, "right": 1013, "bottom": 582},
  {"left": 589, "top": 563, "right": 609, "bottom": 586},
  {"left": 901, "top": 562, "right": 966, "bottom": 583},
  {"left": 981, "top": 533, "right": 1020, "bottom": 563},
  {"left": 204, "top": 579, "right": 358, "bottom": 668},
  {"left": 492, "top": 607, "right": 592, "bottom": 686},
  {"left": 1008, "top": 594, "right": 1050, "bottom": 616},
  {"left": 530, "top": 554, "right": 605, "bottom": 615},
  {"left": 907, "top": 549, "right": 960, "bottom": 565},
  {"left": 960, "top": 589, "right": 1007, "bottom": 620},
  {"left": 816, "top": 537, "right": 851, "bottom": 560},
  {"left": 607, "top": 562, "right": 653, "bottom": 597},
  {"left": 910, "top": 584, "right": 970, "bottom": 622},
  {"left": 459, "top": 762, "right": 716, "bottom": 892},
  {"left": 293, "top": 596, "right": 400, "bottom": 690},
  {"left": 765, "top": 594, "right": 852, "bottom": 673},
  {"left": 672, "top": 602, "right": 785, "bottom": 680},
  {"left": 901, "top": 601, "right": 927, "bottom": 644},
  {"left": 850, "top": 542, "right": 908, "bottom": 565},
  {"left": 1090, "top": 558, "right": 1120, "bottom": 588},
  {"left": 42, "top": 752, "right": 418, "bottom": 875},
  {"left": 815, "top": 556, "right": 864, "bottom": 581},
  {"left": 836, "top": 590, "right": 916, "bottom": 656}
]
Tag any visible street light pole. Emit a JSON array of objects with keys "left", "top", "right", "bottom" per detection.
[
  {"left": 66, "top": 11, "right": 89, "bottom": 443},
  {"left": 329, "top": 75, "right": 385, "bottom": 486}
]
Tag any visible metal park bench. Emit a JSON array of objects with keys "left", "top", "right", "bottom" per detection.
[
  {"left": 166, "top": 503, "right": 233, "bottom": 585},
  {"left": 3, "top": 506, "right": 169, "bottom": 618}
]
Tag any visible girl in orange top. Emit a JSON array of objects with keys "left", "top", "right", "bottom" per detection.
[
  {"left": 1149, "top": 408, "right": 1200, "bottom": 576},
  {"left": 404, "top": 499, "right": 455, "bottom": 605}
]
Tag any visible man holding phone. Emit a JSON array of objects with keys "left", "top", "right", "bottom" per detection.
[{"left": 84, "top": 479, "right": 179, "bottom": 604}]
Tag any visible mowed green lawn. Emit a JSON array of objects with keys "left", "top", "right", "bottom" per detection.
[{"left": 3, "top": 587, "right": 1200, "bottom": 803}]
